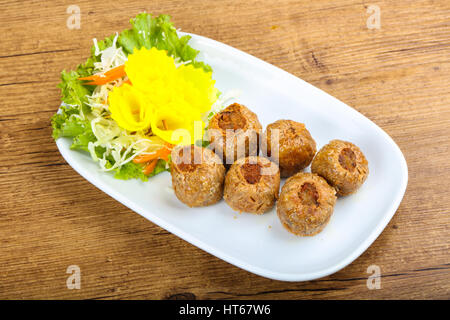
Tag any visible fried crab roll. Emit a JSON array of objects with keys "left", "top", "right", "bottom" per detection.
[
  {"left": 171, "top": 145, "right": 225, "bottom": 207},
  {"left": 223, "top": 156, "right": 280, "bottom": 214},
  {"left": 207, "top": 103, "right": 262, "bottom": 165},
  {"left": 262, "top": 120, "right": 316, "bottom": 178},
  {"left": 311, "top": 139, "right": 369, "bottom": 196},
  {"left": 277, "top": 172, "right": 336, "bottom": 236}
]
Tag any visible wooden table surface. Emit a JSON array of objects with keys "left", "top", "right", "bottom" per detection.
[{"left": 0, "top": 0, "right": 449, "bottom": 300}]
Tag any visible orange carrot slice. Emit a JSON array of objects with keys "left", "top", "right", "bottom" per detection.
[
  {"left": 143, "top": 159, "right": 158, "bottom": 175},
  {"left": 133, "top": 146, "right": 172, "bottom": 164},
  {"left": 79, "top": 65, "right": 126, "bottom": 85}
]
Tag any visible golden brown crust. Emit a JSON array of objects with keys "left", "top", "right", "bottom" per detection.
[
  {"left": 208, "top": 103, "right": 262, "bottom": 165},
  {"left": 170, "top": 145, "right": 225, "bottom": 207},
  {"left": 262, "top": 120, "right": 316, "bottom": 178},
  {"left": 277, "top": 172, "right": 336, "bottom": 236},
  {"left": 311, "top": 140, "right": 369, "bottom": 196},
  {"left": 223, "top": 156, "right": 280, "bottom": 214}
]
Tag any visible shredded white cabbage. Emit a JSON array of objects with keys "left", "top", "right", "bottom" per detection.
[
  {"left": 85, "top": 37, "right": 165, "bottom": 172},
  {"left": 92, "top": 33, "right": 127, "bottom": 74}
]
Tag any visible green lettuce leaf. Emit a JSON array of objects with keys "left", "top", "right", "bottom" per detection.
[
  {"left": 58, "top": 71, "right": 92, "bottom": 114},
  {"left": 148, "top": 159, "right": 169, "bottom": 177},
  {"left": 114, "top": 159, "right": 169, "bottom": 181},
  {"left": 51, "top": 104, "right": 90, "bottom": 139},
  {"left": 118, "top": 13, "right": 211, "bottom": 72},
  {"left": 114, "top": 162, "right": 149, "bottom": 181},
  {"left": 70, "top": 128, "right": 96, "bottom": 152}
]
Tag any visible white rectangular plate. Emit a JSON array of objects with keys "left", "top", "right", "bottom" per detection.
[{"left": 56, "top": 33, "right": 408, "bottom": 281}]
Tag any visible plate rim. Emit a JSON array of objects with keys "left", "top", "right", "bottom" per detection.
[{"left": 55, "top": 32, "right": 409, "bottom": 282}]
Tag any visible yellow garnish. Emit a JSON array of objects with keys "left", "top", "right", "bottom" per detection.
[
  {"left": 108, "top": 47, "right": 218, "bottom": 144},
  {"left": 108, "top": 83, "right": 152, "bottom": 132}
]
